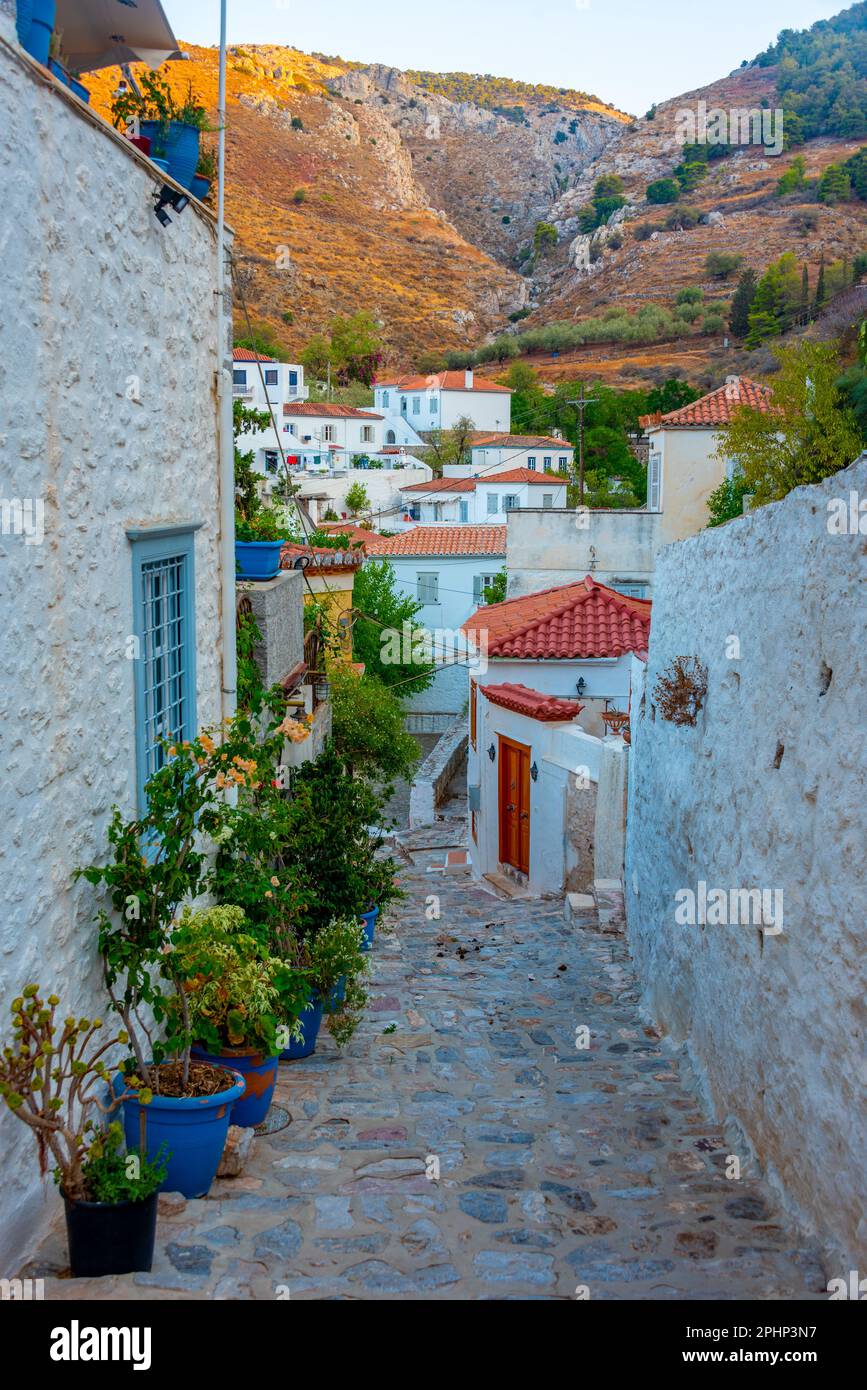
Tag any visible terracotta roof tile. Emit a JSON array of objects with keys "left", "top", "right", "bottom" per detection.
[
  {"left": 376, "top": 372, "right": 512, "bottom": 394},
  {"left": 475, "top": 468, "right": 569, "bottom": 486},
  {"left": 639, "top": 376, "right": 773, "bottom": 430},
  {"left": 375, "top": 525, "right": 507, "bottom": 557},
  {"left": 400, "top": 475, "right": 477, "bottom": 494},
  {"left": 480, "top": 682, "right": 582, "bottom": 722},
  {"left": 317, "top": 523, "right": 393, "bottom": 552},
  {"left": 283, "top": 404, "right": 384, "bottom": 420},
  {"left": 471, "top": 433, "right": 574, "bottom": 449},
  {"left": 463, "top": 576, "right": 651, "bottom": 659},
  {"left": 233, "top": 348, "right": 277, "bottom": 362}
]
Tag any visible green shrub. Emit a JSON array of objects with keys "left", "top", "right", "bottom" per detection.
[{"left": 646, "top": 178, "right": 680, "bottom": 204}]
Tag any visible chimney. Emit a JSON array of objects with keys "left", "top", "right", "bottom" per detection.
[{"left": 465, "top": 369, "right": 474, "bottom": 390}]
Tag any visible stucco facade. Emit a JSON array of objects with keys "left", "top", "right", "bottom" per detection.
[
  {"left": 0, "top": 35, "right": 228, "bottom": 1272},
  {"left": 507, "top": 507, "right": 659, "bottom": 598},
  {"left": 646, "top": 424, "right": 729, "bottom": 545},
  {"left": 625, "top": 457, "right": 867, "bottom": 1270}
]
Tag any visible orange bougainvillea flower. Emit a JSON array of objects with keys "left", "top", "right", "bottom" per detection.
[{"left": 199, "top": 734, "right": 215, "bottom": 754}]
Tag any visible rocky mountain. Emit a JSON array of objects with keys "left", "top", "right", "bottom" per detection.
[{"left": 85, "top": 10, "right": 865, "bottom": 377}]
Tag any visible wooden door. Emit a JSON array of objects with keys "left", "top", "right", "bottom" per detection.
[{"left": 498, "top": 735, "right": 531, "bottom": 874}]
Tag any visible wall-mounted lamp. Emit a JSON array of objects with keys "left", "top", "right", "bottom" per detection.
[
  {"left": 530, "top": 762, "right": 539, "bottom": 782},
  {"left": 576, "top": 676, "right": 586, "bottom": 697},
  {"left": 154, "top": 183, "right": 190, "bottom": 228},
  {"left": 487, "top": 744, "right": 496, "bottom": 762}
]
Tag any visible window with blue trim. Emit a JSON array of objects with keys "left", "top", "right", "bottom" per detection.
[{"left": 130, "top": 530, "right": 197, "bottom": 812}]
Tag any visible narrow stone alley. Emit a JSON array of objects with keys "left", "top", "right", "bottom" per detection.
[{"left": 29, "top": 812, "right": 826, "bottom": 1301}]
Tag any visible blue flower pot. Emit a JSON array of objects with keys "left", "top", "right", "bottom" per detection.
[
  {"left": 48, "top": 58, "right": 89, "bottom": 103},
  {"left": 359, "top": 906, "right": 379, "bottom": 952},
  {"left": 280, "top": 996, "right": 324, "bottom": 1060},
  {"left": 15, "top": 0, "right": 35, "bottom": 49},
  {"left": 191, "top": 1047, "right": 278, "bottom": 1128},
  {"left": 151, "top": 158, "right": 170, "bottom": 174},
  {"left": 190, "top": 176, "right": 211, "bottom": 201},
  {"left": 114, "top": 1065, "right": 244, "bottom": 1199},
  {"left": 25, "top": 0, "right": 54, "bottom": 65},
  {"left": 235, "top": 539, "right": 286, "bottom": 581},
  {"left": 139, "top": 120, "right": 200, "bottom": 189},
  {"left": 328, "top": 976, "right": 347, "bottom": 1007}
]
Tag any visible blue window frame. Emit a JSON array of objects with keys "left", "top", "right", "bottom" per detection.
[
  {"left": 129, "top": 528, "right": 198, "bottom": 813},
  {"left": 527, "top": 456, "right": 536, "bottom": 470},
  {"left": 288, "top": 370, "right": 298, "bottom": 390},
  {"left": 459, "top": 499, "right": 469, "bottom": 522},
  {"left": 233, "top": 369, "right": 247, "bottom": 386}
]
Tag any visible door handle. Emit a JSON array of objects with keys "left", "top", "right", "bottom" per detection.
[
  {"left": 519, "top": 811, "right": 529, "bottom": 821},
  {"left": 506, "top": 803, "right": 516, "bottom": 812}
]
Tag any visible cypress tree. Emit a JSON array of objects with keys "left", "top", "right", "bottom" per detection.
[{"left": 729, "top": 268, "right": 757, "bottom": 338}]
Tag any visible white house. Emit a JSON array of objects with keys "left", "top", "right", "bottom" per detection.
[
  {"left": 640, "top": 375, "right": 773, "bottom": 545},
  {"left": 280, "top": 403, "right": 386, "bottom": 470},
  {"left": 232, "top": 348, "right": 308, "bottom": 474},
  {"left": 399, "top": 468, "right": 568, "bottom": 525},
  {"left": 374, "top": 370, "right": 513, "bottom": 434},
  {"left": 371, "top": 525, "right": 507, "bottom": 717},
  {"left": 461, "top": 577, "right": 651, "bottom": 894},
  {"left": 445, "top": 433, "right": 575, "bottom": 480},
  {"left": 292, "top": 463, "right": 433, "bottom": 529},
  {"left": 0, "top": 6, "right": 230, "bottom": 1273}
]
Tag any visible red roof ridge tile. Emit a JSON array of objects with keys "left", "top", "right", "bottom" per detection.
[{"left": 480, "top": 682, "right": 583, "bottom": 722}]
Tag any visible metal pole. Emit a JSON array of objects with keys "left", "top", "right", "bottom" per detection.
[{"left": 217, "top": 0, "right": 237, "bottom": 722}]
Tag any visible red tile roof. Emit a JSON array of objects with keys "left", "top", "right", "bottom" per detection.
[
  {"left": 283, "top": 404, "right": 384, "bottom": 420},
  {"left": 400, "top": 467, "right": 567, "bottom": 494},
  {"left": 375, "top": 526, "right": 507, "bottom": 557},
  {"left": 377, "top": 372, "right": 512, "bottom": 394},
  {"left": 463, "top": 576, "right": 651, "bottom": 660},
  {"left": 233, "top": 348, "right": 277, "bottom": 362},
  {"left": 476, "top": 468, "right": 569, "bottom": 486},
  {"left": 480, "top": 683, "right": 583, "bottom": 722},
  {"left": 317, "top": 522, "right": 393, "bottom": 552},
  {"left": 400, "top": 475, "right": 477, "bottom": 494},
  {"left": 640, "top": 376, "right": 773, "bottom": 430},
  {"left": 471, "top": 433, "right": 574, "bottom": 449}
]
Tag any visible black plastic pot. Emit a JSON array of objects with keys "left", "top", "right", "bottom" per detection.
[{"left": 62, "top": 1189, "right": 158, "bottom": 1278}]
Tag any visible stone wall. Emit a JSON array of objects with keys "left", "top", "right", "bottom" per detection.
[
  {"left": 0, "top": 41, "right": 226, "bottom": 1272},
  {"left": 409, "top": 715, "right": 468, "bottom": 828},
  {"left": 625, "top": 458, "right": 867, "bottom": 1269}
]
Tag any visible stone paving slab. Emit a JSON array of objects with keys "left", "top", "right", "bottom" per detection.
[{"left": 28, "top": 861, "right": 826, "bottom": 1301}]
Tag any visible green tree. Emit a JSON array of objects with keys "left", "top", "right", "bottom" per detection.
[
  {"left": 233, "top": 321, "right": 288, "bottom": 361},
  {"left": 533, "top": 221, "right": 558, "bottom": 253},
  {"left": 351, "top": 559, "right": 435, "bottom": 695},
  {"left": 818, "top": 162, "right": 851, "bottom": 204},
  {"left": 646, "top": 178, "right": 680, "bottom": 204},
  {"left": 344, "top": 481, "right": 370, "bottom": 517},
  {"left": 716, "top": 340, "right": 862, "bottom": 504},
  {"left": 746, "top": 252, "right": 802, "bottom": 345},
  {"left": 843, "top": 146, "right": 867, "bottom": 199},
  {"left": 706, "top": 472, "right": 752, "bottom": 527},
  {"left": 729, "top": 268, "right": 758, "bottom": 337},
  {"left": 419, "top": 415, "right": 477, "bottom": 475},
  {"left": 776, "top": 154, "right": 807, "bottom": 195},
  {"left": 299, "top": 333, "right": 332, "bottom": 381},
  {"left": 594, "top": 174, "right": 624, "bottom": 199},
  {"left": 482, "top": 569, "right": 507, "bottom": 604},
  {"left": 813, "top": 254, "right": 827, "bottom": 314},
  {"left": 329, "top": 666, "right": 420, "bottom": 785},
  {"left": 705, "top": 251, "right": 744, "bottom": 280}
]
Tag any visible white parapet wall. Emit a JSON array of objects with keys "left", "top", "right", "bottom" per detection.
[
  {"left": 625, "top": 456, "right": 867, "bottom": 1270},
  {"left": 0, "top": 36, "right": 226, "bottom": 1273}
]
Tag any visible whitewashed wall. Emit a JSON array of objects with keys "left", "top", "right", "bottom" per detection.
[
  {"left": 625, "top": 457, "right": 867, "bottom": 1270},
  {"left": 0, "top": 42, "right": 226, "bottom": 1272},
  {"left": 507, "top": 507, "right": 659, "bottom": 597}
]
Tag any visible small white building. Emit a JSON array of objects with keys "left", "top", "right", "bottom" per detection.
[
  {"left": 280, "top": 403, "right": 386, "bottom": 471},
  {"left": 640, "top": 375, "right": 773, "bottom": 545},
  {"left": 399, "top": 468, "right": 568, "bottom": 525},
  {"left": 371, "top": 525, "right": 507, "bottom": 717},
  {"left": 449, "top": 432, "right": 575, "bottom": 479},
  {"left": 374, "top": 370, "right": 513, "bottom": 434},
  {"left": 461, "top": 577, "right": 651, "bottom": 894},
  {"left": 232, "top": 349, "right": 308, "bottom": 474}
]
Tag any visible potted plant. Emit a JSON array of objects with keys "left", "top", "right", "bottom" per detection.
[
  {"left": 175, "top": 906, "right": 309, "bottom": 1127},
  {"left": 190, "top": 146, "right": 216, "bottom": 202},
  {"left": 76, "top": 723, "right": 268, "bottom": 1196},
  {"left": 0, "top": 989, "right": 167, "bottom": 1277},
  {"left": 280, "top": 918, "right": 368, "bottom": 1059},
  {"left": 111, "top": 70, "right": 212, "bottom": 190},
  {"left": 235, "top": 506, "right": 289, "bottom": 581},
  {"left": 47, "top": 31, "right": 90, "bottom": 103}
]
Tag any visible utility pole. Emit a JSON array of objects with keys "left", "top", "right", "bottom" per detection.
[{"left": 565, "top": 385, "right": 596, "bottom": 504}]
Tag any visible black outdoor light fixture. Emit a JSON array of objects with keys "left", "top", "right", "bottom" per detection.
[
  {"left": 576, "top": 676, "right": 586, "bottom": 697},
  {"left": 154, "top": 183, "right": 190, "bottom": 227},
  {"left": 530, "top": 762, "right": 539, "bottom": 782},
  {"left": 487, "top": 744, "right": 496, "bottom": 762}
]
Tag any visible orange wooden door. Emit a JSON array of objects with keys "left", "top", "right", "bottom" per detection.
[{"left": 499, "top": 735, "right": 531, "bottom": 874}]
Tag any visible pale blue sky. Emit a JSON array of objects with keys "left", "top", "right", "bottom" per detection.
[{"left": 168, "top": 0, "right": 843, "bottom": 114}]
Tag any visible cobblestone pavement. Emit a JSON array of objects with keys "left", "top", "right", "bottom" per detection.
[{"left": 30, "top": 828, "right": 826, "bottom": 1301}]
